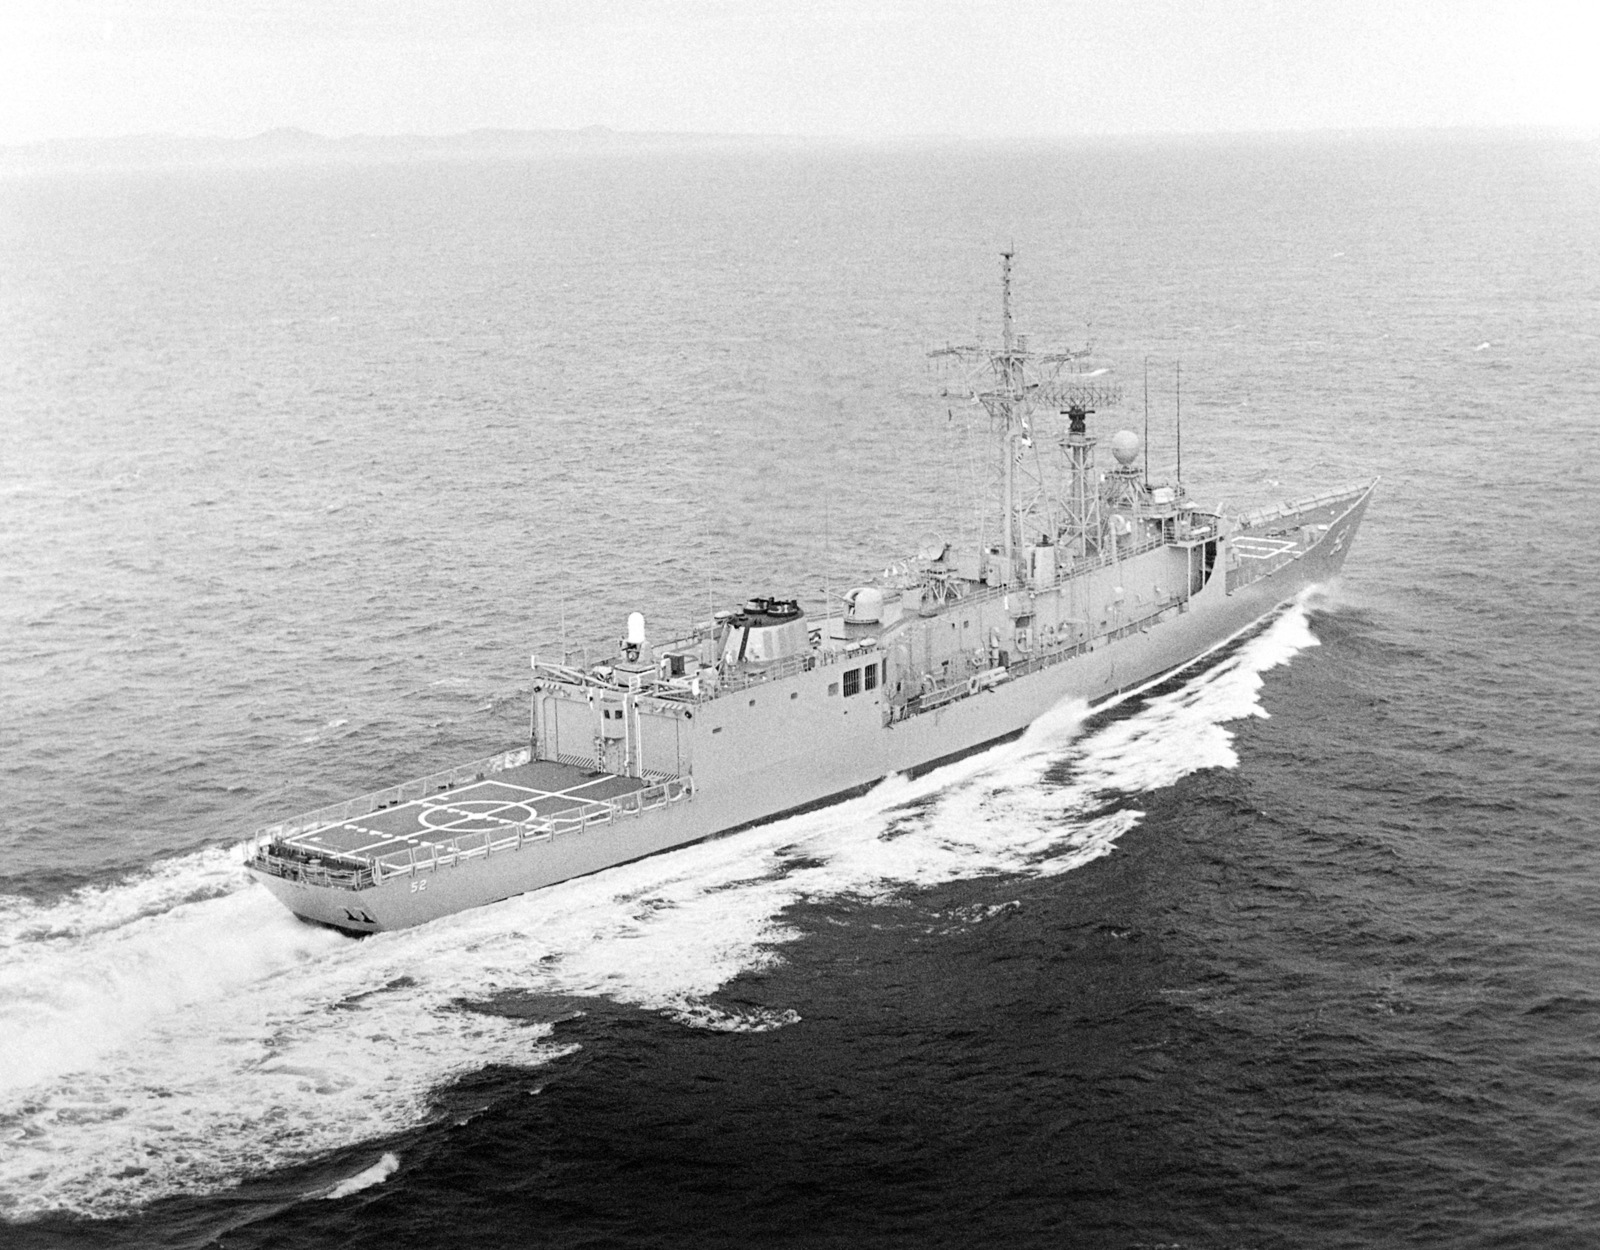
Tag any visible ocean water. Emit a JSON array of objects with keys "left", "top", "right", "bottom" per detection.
[{"left": 1, "top": 132, "right": 1598, "bottom": 1247}]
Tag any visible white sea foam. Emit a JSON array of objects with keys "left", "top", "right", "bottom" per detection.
[
  {"left": 0, "top": 601, "right": 1317, "bottom": 1220},
  {"left": 322, "top": 1152, "right": 399, "bottom": 1200}
]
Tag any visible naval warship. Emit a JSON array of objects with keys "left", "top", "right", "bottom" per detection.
[{"left": 246, "top": 253, "right": 1375, "bottom": 933}]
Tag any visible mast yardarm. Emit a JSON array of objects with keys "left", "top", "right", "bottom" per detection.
[{"left": 931, "top": 250, "right": 1123, "bottom": 581}]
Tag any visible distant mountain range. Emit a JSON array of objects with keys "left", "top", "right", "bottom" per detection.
[{"left": 0, "top": 126, "right": 817, "bottom": 172}]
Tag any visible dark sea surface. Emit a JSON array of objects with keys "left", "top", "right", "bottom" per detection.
[{"left": 2, "top": 133, "right": 1598, "bottom": 1247}]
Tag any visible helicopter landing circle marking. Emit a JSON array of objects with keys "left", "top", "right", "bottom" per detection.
[{"left": 417, "top": 798, "right": 540, "bottom": 830}]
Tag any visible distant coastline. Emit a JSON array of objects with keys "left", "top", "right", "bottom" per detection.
[
  {"left": 0, "top": 125, "right": 827, "bottom": 174},
  {"left": 1, "top": 123, "right": 1581, "bottom": 176}
]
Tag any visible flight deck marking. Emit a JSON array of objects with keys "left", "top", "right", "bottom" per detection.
[
  {"left": 1232, "top": 536, "right": 1299, "bottom": 559},
  {"left": 292, "top": 821, "right": 393, "bottom": 855},
  {"left": 416, "top": 800, "right": 542, "bottom": 832},
  {"left": 279, "top": 773, "right": 632, "bottom": 862},
  {"left": 563, "top": 776, "right": 633, "bottom": 794}
]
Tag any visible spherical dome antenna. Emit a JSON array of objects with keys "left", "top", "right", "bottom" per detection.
[{"left": 1110, "top": 429, "right": 1141, "bottom": 466}]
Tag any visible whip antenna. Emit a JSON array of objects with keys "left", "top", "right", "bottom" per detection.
[
  {"left": 1143, "top": 355, "right": 1150, "bottom": 485},
  {"left": 1175, "top": 359, "right": 1182, "bottom": 486}
]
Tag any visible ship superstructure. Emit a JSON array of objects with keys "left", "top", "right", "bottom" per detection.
[{"left": 247, "top": 254, "right": 1375, "bottom": 932}]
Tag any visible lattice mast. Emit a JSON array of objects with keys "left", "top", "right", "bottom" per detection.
[
  {"left": 1062, "top": 404, "right": 1101, "bottom": 560},
  {"left": 931, "top": 250, "right": 1122, "bottom": 578},
  {"left": 995, "top": 250, "right": 1025, "bottom": 567}
]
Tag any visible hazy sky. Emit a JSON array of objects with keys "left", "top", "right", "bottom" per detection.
[{"left": 2, "top": 0, "right": 1596, "bottom": 145}]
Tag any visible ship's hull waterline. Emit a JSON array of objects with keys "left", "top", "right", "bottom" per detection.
[{"left": 251, "top": 484, "right": 1373, "bottom": 933}]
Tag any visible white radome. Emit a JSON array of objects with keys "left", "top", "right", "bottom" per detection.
[{"left": 1111, "top": 429, "right": 1141, "bottom": 465}]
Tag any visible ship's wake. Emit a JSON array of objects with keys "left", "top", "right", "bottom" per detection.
[{"left": 0, "top": 599, "right": 1321, "bottom": 1220}]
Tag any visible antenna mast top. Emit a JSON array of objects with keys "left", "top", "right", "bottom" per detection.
[{"left": 1000, "top": 247, "right": 1014, "bottom": 355}]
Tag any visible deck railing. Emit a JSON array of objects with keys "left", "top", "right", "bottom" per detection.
[
  {"left": 890, "top": 535, "right": 1172, "bottom": 621},
  {"left": 246, "top": 855, "right": 374, "bottom": 891},
  {"left": 252, "top": 745, "right": 534, "bottom": 843},
  {"left": 888, "top": 596, "right": 1188, "bottom": 724},
  {"left": 248, "top": 775, "right": 695, "bottom": 890},
  {"left": 1234, "top": 481, "right": 1370, "bottom": 532},
  {"left": 364, "top": 776, "right": 694, "bottom": 882},
  {"left": 538, "top": 536, "right": 1182, "bottom": 704}
]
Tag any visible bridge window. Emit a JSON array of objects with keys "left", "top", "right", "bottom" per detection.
[
  {"left": 864, "top": 662, "right": 878, "bottom": 691},
  {"left": 843, "top": 668, "right": 861, "bottom": 697}
]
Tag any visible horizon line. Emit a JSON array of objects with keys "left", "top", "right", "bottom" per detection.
[{"left": 6, "top": 119, "right": 1592, "bottom": 152}]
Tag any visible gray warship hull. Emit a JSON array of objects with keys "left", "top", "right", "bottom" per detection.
[{"left": 248, "top": 482, "right": 1374, "bottom": 933}]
